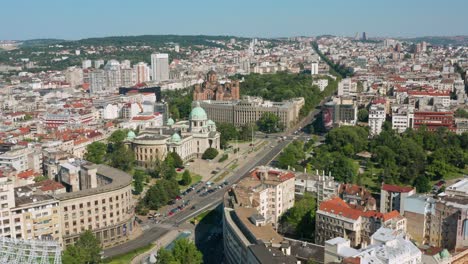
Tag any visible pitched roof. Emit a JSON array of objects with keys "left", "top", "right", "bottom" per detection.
[{"left": 382, "top": 184, "right": 415, "bottom": 193}]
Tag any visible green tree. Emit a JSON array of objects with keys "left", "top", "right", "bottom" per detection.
[
  {"left": 108, "top": 130, "right": 127, "bottom": 144},
  {"left": 143, "top": 179, "right": 180, "bottom": 210},
  {"left": 156, "top": 238, "right": 202, "bottom": 264},
  {"left": 413, "top": 175, "right": 431, "bottom": 193},
  {"left": 280, "top": 194, "right": 316, "bottom": 239},
  {"left": 34, "top": 175, "right": 47, "bottom": 182},
  {"left": 84, "top": 142, "right": 107, "bottom": 164},
  {"left": 133, "top": 170, "right": 145, "bottom": 195},
  {"left": 202, "top": 148, "right": 219, "bottom": 160},
  {"left": 172, "top": 238, "right": 203, "bottom": 264},
  {"left": 108, "top": 144, "right": 135, "bottom": 172},
  {"left": 181, "top": 170, "right": 192, "bottom": 186},
  {"left": 217, "top": 123, "right": 239, "bottom": 149},
  {"left": 239, "top": 123, "right": 257, "bottom": 141},
  {"left": 156, "top": 248, "right": 178, "bottom": 264},
  {"left": 357, "top": 108, "right": 369, "bottom": 122},
  {"left": 329, "top": 153, "right": 358, "bottom": 183},
  {"left": 169, "top": 152, "right": 184, "bottom": 168},
  {"left": 62, "top": 230, "right": 102, "bottom": 264},
  {"left": 257, "top": 112, "right": 281, "bottom": 133}
]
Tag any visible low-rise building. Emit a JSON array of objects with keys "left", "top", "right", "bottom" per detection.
[
  {"left": 316, "top": 197, "right": 406, "bottom": 248},
  {"left": 223, "top": 166, "right": 324, "bottom": 264},
  {"left": 325, "top": 227, "right": 422, "bottom": 264},
  {"left": 380, "top": 184, "right": 416, "bottom": 214}
]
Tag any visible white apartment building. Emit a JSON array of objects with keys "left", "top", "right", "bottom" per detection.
[
  {"left": 81, "top": 60, "right": 92, "bottom": 69},
  {"left": 369, "top": 103, "right": 386, "bottom": 136},
  {"left": 324, "top": 227, "right": 422, "bottom": 264},
  {"left": 311, "top": 62, "right": 319, "bottom": 75},
  {"left": 391, "top": 105, "right": 414, "bottom": 133},
  {"left": 338, "top": 78, "right": 357, "bottom": 97},
  {"left": 232, "top": 166, "right": 296, "bottom": 227},
  {"left": 0, "top": 147, "right": 41, "bottom": 174},
  {"left": 0, "top": 176, "right": 15, "bottom": 238},
  {"left": 313, "top": 78, "right": 329, "bottom": 92},
  {"left": 151, "top": 53, "right": 169, "bottom": 82}
]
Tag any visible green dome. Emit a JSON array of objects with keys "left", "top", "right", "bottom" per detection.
[
  {"left": 440, "top": 249, "right": 450, "bottom": 259},
  {"left": 127, "top": 130, "right": 136, "bottom": 140},
  {"left": 207, "top": 120, "right": 215, "bottom": 126},
  {"left": 170, "top": 132, "right": 181, "bottom": 143},
  {"left": 167, "top": 118, "right": 175, "bottom": 126},
  {"left": 189, "top": 102, "right": 207, "bottom": 120}
]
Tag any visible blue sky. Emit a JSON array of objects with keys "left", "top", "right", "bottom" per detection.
[{"left": 2, "top": 0, "right": 467, "bottom": 40}]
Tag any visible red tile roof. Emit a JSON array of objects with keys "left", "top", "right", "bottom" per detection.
[
  {"left": 382, "top": 184, "right": 415, "bottom": 193},
  {"left": 33, "top": 179, "right": 65, "bottom": 192},
  {"left": 320, "top": 197, "right": 402, "bottom": 222},
  {"left": 17, "top": 170, "right": 36, "bottom": 179}
]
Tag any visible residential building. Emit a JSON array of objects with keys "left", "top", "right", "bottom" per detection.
[
  {"left": 316, "top": 197, "right": 406, "bottom": 248},
  {"left": 322, "top": 97, "right": 358, "bottom": 129},
  {"left": 82, "top": 60, "right": 92, "bottom": 69},
  {"left": 413, "top": 111, "right": 455, "bottom": 132},
  {"left": 324, "top": 227, "right": 422, "bottom": 264},
  {"left": 134, "top": 62, "right": 150, "bottom": 83},
  {"left": 223, "top": 166, "right": 324, "bottom": 264},
  {"left": 338, "top": 78, "right": 357, "bottom": 97},
  {"left": 151, "top": 53, "right": 169, "bottom": 82},
  {"left": 380, "top": 184, "right": 416, "bottom": 214},
  {"left": 311, "top": 62, "right": 319, "bottom": 75},
  {"left": 313, "top": 78, "right": 329, "bottom": 92},
  {"left": 369, "top": 101, "right": 386, "bottom": 136},
  {"left": 391, "top": 105, "right": 415, "bottom": 133},
  {"left": 402, "top": 194, "right": 435, "bottom": 245},
  {"left": 429, "top": 179, "right": 468, "bottom": 251}
]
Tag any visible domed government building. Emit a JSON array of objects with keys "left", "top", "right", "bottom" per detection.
[{"left": 126, "top": 102, "right": 220, "bottom": 167}]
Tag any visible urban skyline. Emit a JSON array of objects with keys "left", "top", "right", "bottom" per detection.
[{"left": 1, "top": 0, "right": 468, "bottom": 40}]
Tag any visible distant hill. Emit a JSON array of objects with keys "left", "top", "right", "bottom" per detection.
[
  {"left": 399, "top": 36, "right": 468, "bottom": 46},
  {"left": 20, "top": 39, "right": 68, "bottom": 47}
]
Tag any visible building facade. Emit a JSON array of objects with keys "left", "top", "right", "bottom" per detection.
[
  {"left": 56, "top": 163, "right": 134, "bottom": 248},
  {"left": 151, "top": 53, "right": 169, "bottom": 83},
  {"left": 128, "top": 103, "right": 220, "bottom": 166},
  {"left": 195, "top": 96, "right": 304, "bottom": 129},
  {"left": 193, "top": 71, "right": 240, "bottom": 101},
  {"left": 316, "top": 197, "right": 406, "bottom": 248}
]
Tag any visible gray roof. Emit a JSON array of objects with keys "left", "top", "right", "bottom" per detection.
[{"left": 54, "top": 164, "right": 132, "bottom": 201}]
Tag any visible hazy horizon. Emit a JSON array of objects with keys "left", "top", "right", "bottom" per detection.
[{"left": 2, "top": 0, "right": 467, "bottom": 40}]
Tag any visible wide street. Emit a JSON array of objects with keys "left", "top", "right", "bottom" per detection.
[
  {"left": 103, "top": 137, "right": 291, "bottom": 258},
  {"left": 103, "top": 97, "right": 329, "bottom": 258}
]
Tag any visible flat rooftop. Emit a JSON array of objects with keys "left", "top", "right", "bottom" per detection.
[{"left": 54, "top": 164, "right": 132, "bottom": 201}]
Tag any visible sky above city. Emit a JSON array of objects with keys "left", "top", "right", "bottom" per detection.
[{"left": 2, "top": 0, "right": 468, "bottom": 40}]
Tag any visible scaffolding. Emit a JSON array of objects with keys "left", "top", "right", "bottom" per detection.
[{"left": 0, "top": 237, "right": 61, "bottom": 264}]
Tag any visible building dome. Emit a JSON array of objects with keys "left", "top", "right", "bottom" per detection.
[
  {"left": 207, "top": 120, "right": 215, "bottom": 126},
  {"left": 189, "top": 102, "right": 208, "bottom": 121},
  {"left": 167, "top": 118, "right": 175, "bottom": 126},
  {"left": 440, "top": 249, "right": 450, "bottom": 259},
  {"left": 126, "top": 130, "right": 136, "bottom": 140},
  {"left": 170, "top": 132, "right": 181, "bottom": 143}
]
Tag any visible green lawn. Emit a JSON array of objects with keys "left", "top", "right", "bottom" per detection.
[
  {"left": 104, "top": 243, "right": 154, "bottom": 264},
  {"left": 214, "top": 171, "right": 229, "bottom": 182}
]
